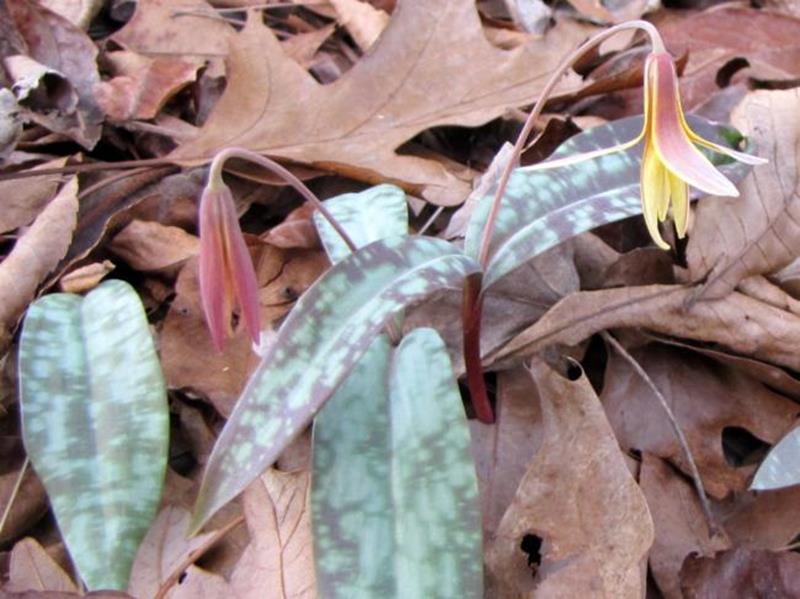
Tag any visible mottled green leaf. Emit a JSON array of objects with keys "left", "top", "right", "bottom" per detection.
[
  {"left": 193, "top": 236, "right": 480, "bottom": 530},
  {"left": 313, "top": 329, "right": 482, "bottom": 598},
  {"left": 751, "top": 427, "right": 800, "bottom": 491},
  {"left": 314, "top": 184, "right": 408, "bottom": 263},
  {"left": 465, "top": 115, "right": 756, "bottom": 289},
  {"left": 18, "top": 280, "right": 168, "bottom": 591}
]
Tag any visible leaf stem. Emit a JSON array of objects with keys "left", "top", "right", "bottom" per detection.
[
  {"left": 462, "top": 274, "right": 493, "bottom": 422},
  {"left": 601, "top": 332, "right": 722, "bottom": 537},
  {"left": 476, "top": 20, "right": 664, "bottom": 268}
]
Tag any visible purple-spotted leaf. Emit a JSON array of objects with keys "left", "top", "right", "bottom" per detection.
[
  {"left": 751, "top": 426, "right": 800, "bottom": 491},
  {"left": 312, "top": 329, "right": 481, "bottom": 597},
  {"left": 313, "top": 184, "right": 408, "bottom": 263},
  {"left": 18, "top": 280, "right": 168, "bottom": 591},
  {"left": 192, "top": 236, "right": 480, "bottom": 530},
  {"left": 465, "top": 115, "right": 755, "bottom": 289}
]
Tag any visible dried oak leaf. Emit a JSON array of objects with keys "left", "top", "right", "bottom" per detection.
[
  {"left": 486, "top": 360, "right": 653, "bottom": 598},
  {"left": 108, "top": 220, "right": 199, "bottom": 273},
  {"left": 0, "top": 157, "right": 67, "bottom": 234},
  {"left": 680, "top": 548, "right": 800, "bottom": 598},
  {"left": 6, "top": 537, "right": 78, "bottom": 594},
  {"left": 170, "top": 3, "right": 595, "bottom": 205},
  {"left": 687, "top": 89, "right": 800, "bottom": 300},
  {"left": 493, "top": 284, "right": 800, "bottom": 373},
  {"left": 170, "top": 469, "right": 316, "bottom": 598},
  {"left": 0, "top": 176, "right": 78, "bottom": 354},
  {"left": 5, "top": 0, "right": 103, "bottom": 148},
  {"left": 654, "top": 7, "right": 800, "bottom": 110},
  {"left": 601, "top": 343, "right": 798, "bottom": 498},
  {"left": 94, "top": 51, "right": 199, "bottom": 121},
  {"left": 330, "top": 0, "right": 390, "bottom": 51},
  {"left": 640, "top": 454, "right": 730, "bottom": 599},
  {"left": 469, "top": 368, "right": 544, "bottom": 564}
]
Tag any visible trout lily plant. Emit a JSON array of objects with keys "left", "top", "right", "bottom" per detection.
[{"left": 17, "top": 19, "right": 766, "bottom": 597}]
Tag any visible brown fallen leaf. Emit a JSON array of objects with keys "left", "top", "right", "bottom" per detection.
[
  {"left": 0, "top": 462, "right": 48, "bottom": 545},
  {"left": 715, "top": 485, "right": 800, "bottom": 551},
  {"left": 170, "top": 4, "right": 595, "bottom": 205},
  {"left": 640, "top": 454, "right": 730, "bottom": 599},
  {"left": 261, "top": 203, "right": 321, "bottom": 250},
  {"left": 39, "top": 0, "right": 104, "bottom": 29},
  {"left": 159, "top": 246, "right": 328, "bottom": 416},
  {"left": 469, "top": 368, "right": 544, "bottom": 551},
  {"left": 5, "top": 0, "right": 103, "bottom": 147},
  {"left": 654, "top": 7, "right": 800, "bottom": 110},
  {"left": 493, "top": 284, "right": 800, "bottom": 373},
  {"left": 59, "top": 261, "right": 115, "bottom": 293},
  {"left": 680, "top": 548, "right": 800, "bottom": 598},
  {"left": 0, "top": 176, "right": 78, "bottom": 353},
  {"left": 0, "top": 157, "right": 67, "bottom": 234},
  {"left": 127, "top": 506, "right": 237, "bottom": 599},
  {"left": 228, "top": 469, "right": 316, "bottom": 598},
  {"left": 111, "top": 0, "right": 235, "bottom": 72},
  {"left": 109, "top": 220, "right": 199, "bottom": 273},
  {"left": 280, "top": 24, "right": 336, "bottom": 69},
  {"left": 330, "top": 0, "right": 390, "bottom": 51},
  {"left": 486, "top": 360, "right": 654, "bottom": 598},
  {"left": 6, "top": 537, "right": 78, "bottom": 593},
  {"left": 686, "top": 89, "right": 800, "bottom": 300},
  {"left": 601, "top": 343, "right": 798, "bottom": 498},
  {"left": 94, "top": 51, "right": 199, "bottom": 121}
]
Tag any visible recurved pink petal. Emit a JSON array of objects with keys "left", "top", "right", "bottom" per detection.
[
  {"left": 218, "top": 189, "right": 261, "bottom": 347},
  {"left": 648, "top": 52, "right": 739, "bottom": 198},
  {"left": 199, "top": 187, "right": 232, "bottom": 351}
]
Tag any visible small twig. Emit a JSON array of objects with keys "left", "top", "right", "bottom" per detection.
[
  {"left": 601, "top": 331, "right": 722, "bottom": 536},
  {"left": 0, "top": 457, "right": 28, "bottom": 536},
  {"left": 418, "top": 205, "right": 445, "bottom": 236}
]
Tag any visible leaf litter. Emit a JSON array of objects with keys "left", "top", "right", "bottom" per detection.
[{"left": 2, "top": 1, "right": 800, "bottom": 597}]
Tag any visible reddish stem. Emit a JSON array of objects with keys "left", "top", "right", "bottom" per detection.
[{"left": 462, "top": 273, "right": 494, "bottom": 423}]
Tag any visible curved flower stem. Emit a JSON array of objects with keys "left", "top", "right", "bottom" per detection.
[
  {"left": 208, "top": 147, "right": 359, "bottom": 254},
  {"left": 465, "top": 20, "right": 665, "bottom": 424},
  {"left": 476, "top": 19, "right": 662, "bottom": 268}
]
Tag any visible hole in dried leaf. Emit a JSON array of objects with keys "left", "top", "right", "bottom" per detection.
[
  {"left": 520, "top": 534, "right": 543, "bottom": 570},
  {"left": 722, "top": 426, "right": 771, "bottom": 468},
  {"left": 565, "top": 360, "right": 583, "bottom": 381}
]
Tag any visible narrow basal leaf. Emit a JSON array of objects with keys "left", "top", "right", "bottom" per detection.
[
  {"left": 465, "top": 115, "right": 755, "bottom": 289},
  {"left": 19, "top": 280, "right": 168, "bottom": 591},
  {"left": 751, "top": 427, "right": 800, "bottom": 491},
  {"left": 313, "top": 329, "right": 482, "bottom": 598},
  {"left": 192, "top": 236, "right": 480, "bottom": 530},
  {"left": 314, "top": 184, "right": 408, "bottom": 263}
]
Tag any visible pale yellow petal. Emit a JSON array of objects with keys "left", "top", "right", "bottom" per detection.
[
  {"left": 668, "top": 170, "right": 689, "bottom": 238},
  {"left": 641, "top": 140, "right": 671, "bottom": 250}
]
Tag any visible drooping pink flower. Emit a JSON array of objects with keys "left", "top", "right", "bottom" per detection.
[
  {"left": 198, "top": 181, "right": 261, "bottom": 351},
  {"left": 523, "top": 51, "right": 767, "bottom": 249}
]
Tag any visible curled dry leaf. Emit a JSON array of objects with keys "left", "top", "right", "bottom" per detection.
[
  {"left": 59, "top": 260, "right": 115, "bottom": 293},
  {"left": 0, "top": 176, "right": 78, "bottom": 353},
  {"left": 493, "top": 284, "right": 800, "bottom": 373},
  {"left": 6, "top": 537, "right": 78, "bottom": 593},
  {"left": 40, "top": 0, "right": 104, "bottom": 29},
  {"left": 486, "top": 360, "right": 653, "bottom": 598},
  {"left": 0, "top": 462, "right": 48, "bottom": 545},
  {"left": 601, "top": 343, "right": 798, "bottom": 498},
  {"left": 170, "top": 3, "right": 595, "bottom": 205},
  {"left": 640, "top": 454, "right": 730, "bottom": 599},
  {"left": 687, "top": 89, "right": 800, "bottom": 300},
  {"left": 5, "top": 0, "right": 103, "bottom": 147},
  {"left": 655, "top": 7, "right": 800, "bottom": 110},
  {"left": 261, "top": 203, "right": 321, "bottom": 251},
  {"left": 94, "top": 51, "right": 199, "bottom": 121},
  {"left": 109, "top": 220, "right": 199, "bottom": 272}
]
